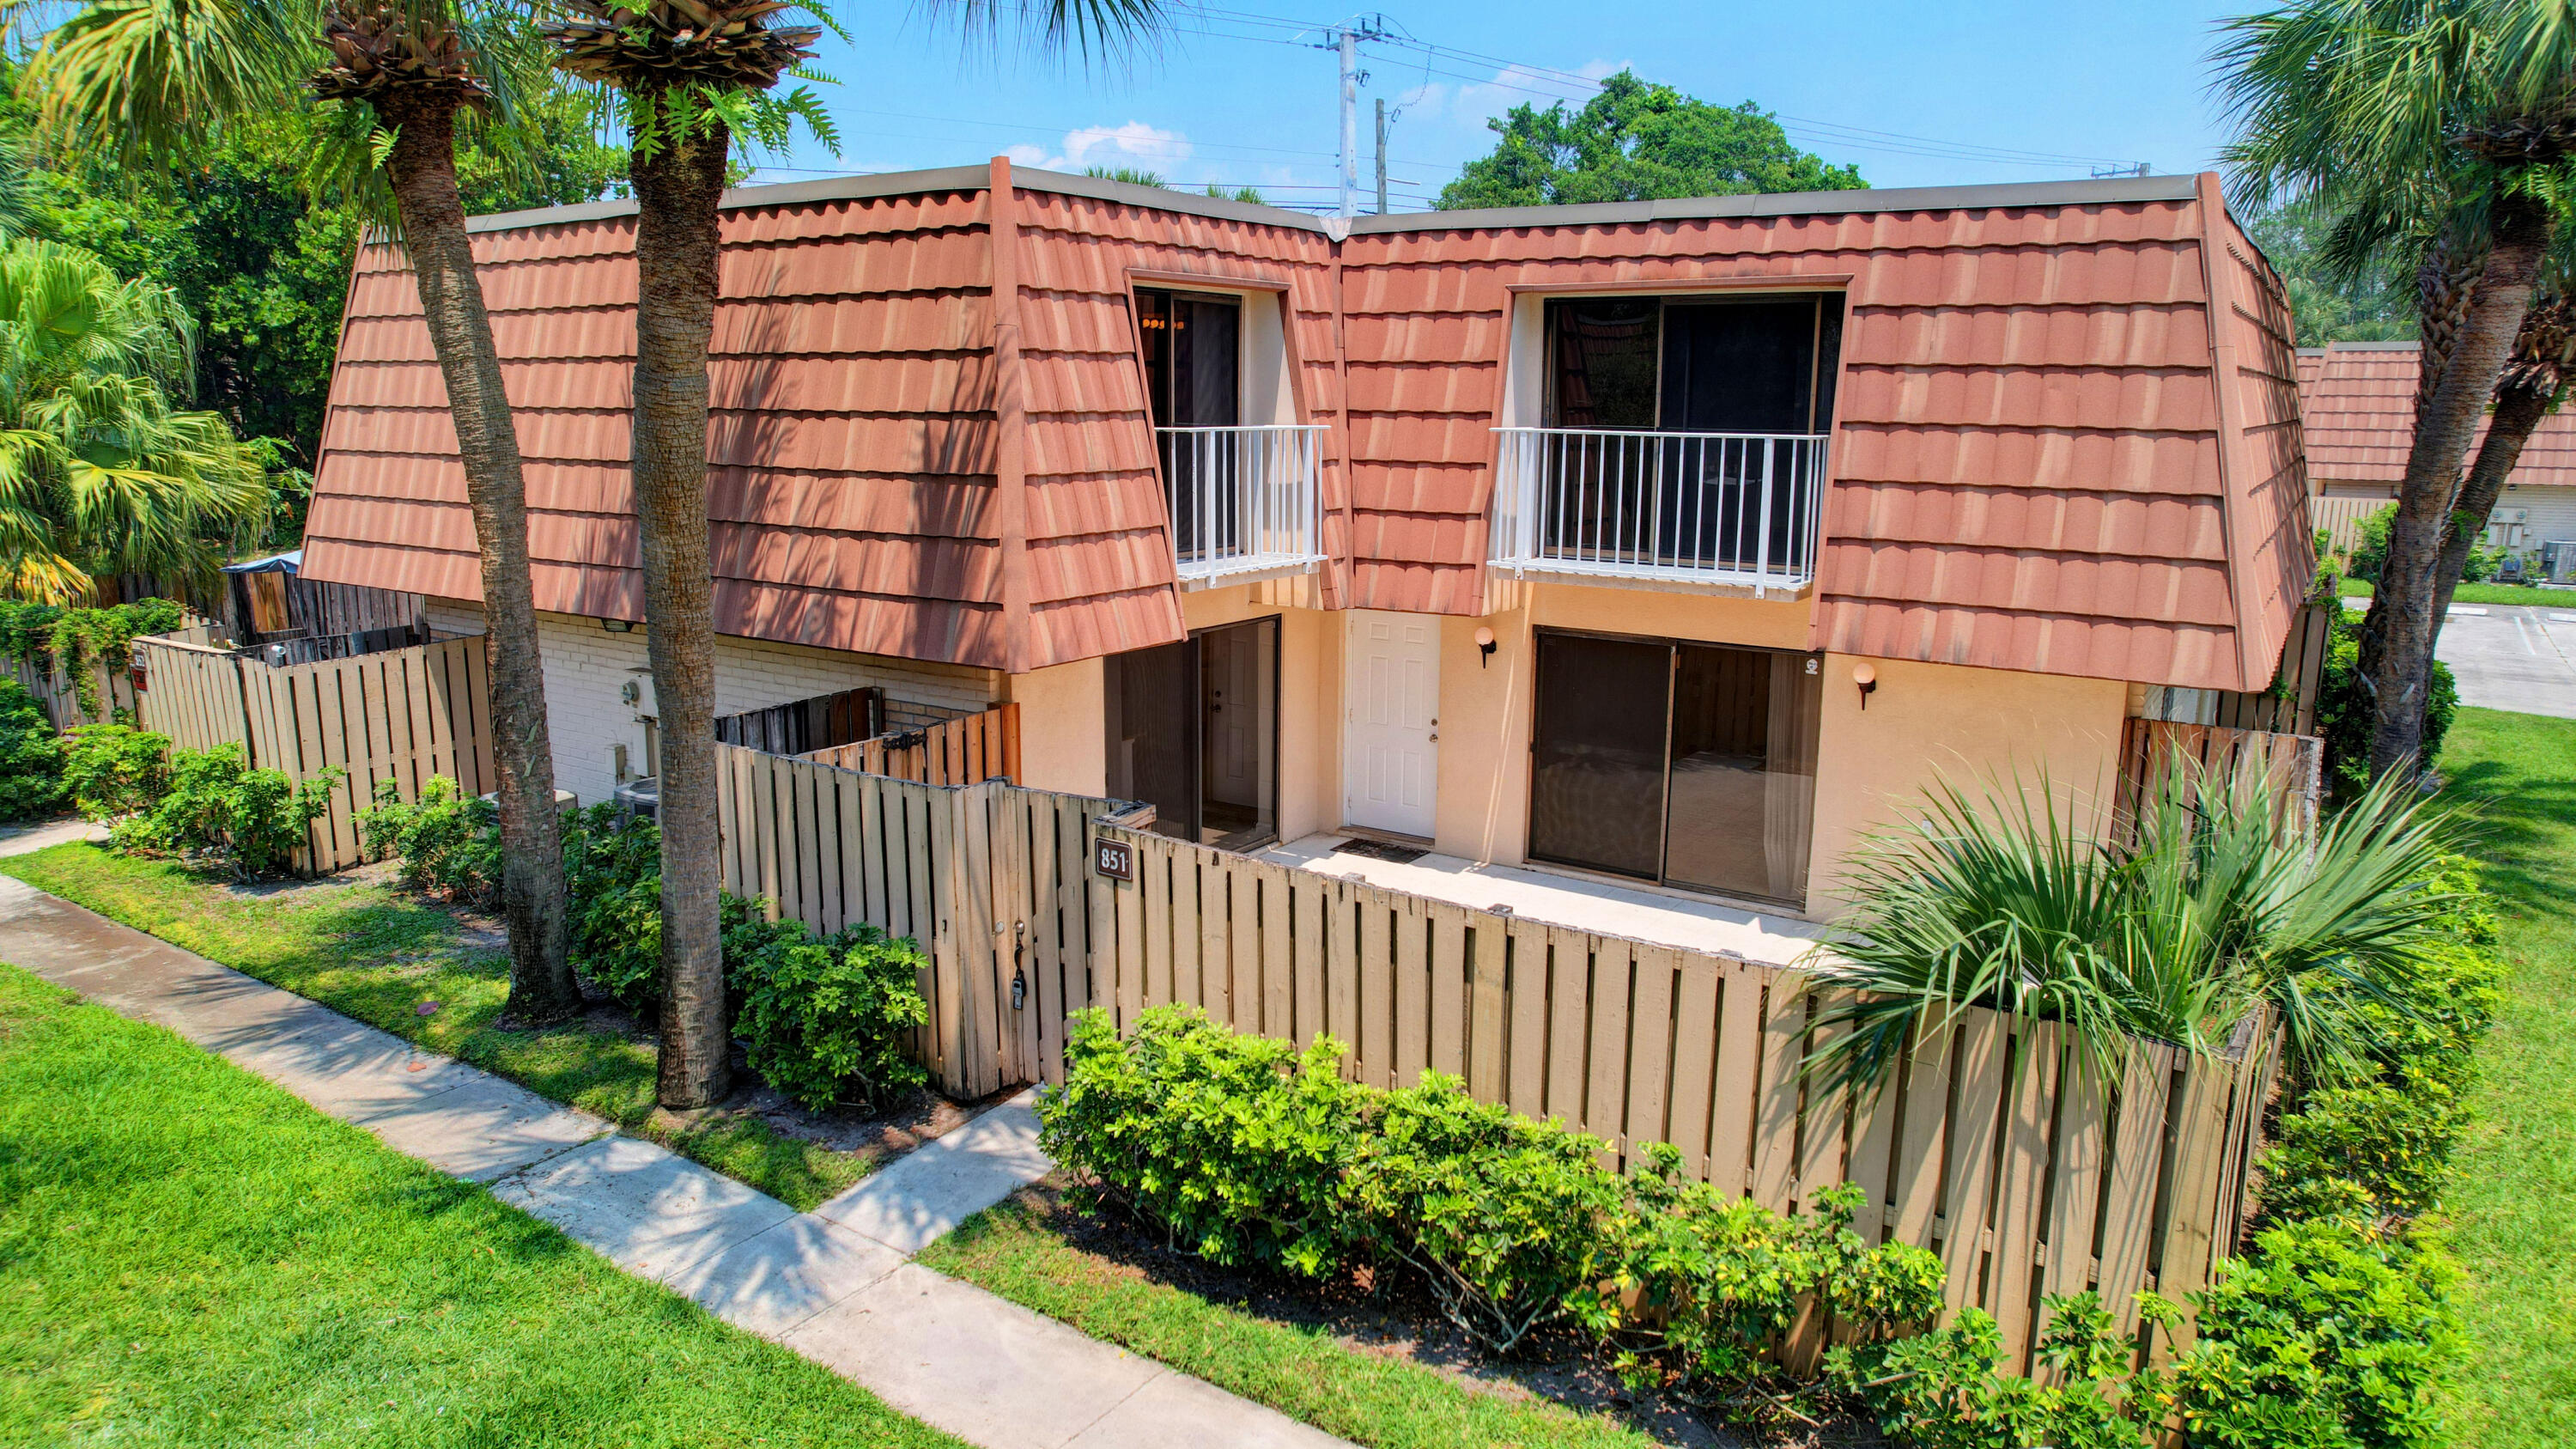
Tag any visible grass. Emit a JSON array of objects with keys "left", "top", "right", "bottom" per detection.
[
  {"left": 916, "top": 1193, "right": 1656, "bottom": 1449},
  {"left": 0, "top": 843, "right": 869, "bottom": 1210},
  {"left": 0, "top": 961, "right": 963, "bottom": 1449},
  {"left": 2340, "top": 576, "right": 2576, "bottom": 607},
  {"left": 2431, "top": 708, "right": 2576, "bottom": 1449}
]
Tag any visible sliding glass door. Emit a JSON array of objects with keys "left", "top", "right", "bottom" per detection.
[
  {"left": 1103, "top": 616, "right": 1279, "bottom": 851},
  {"left": 1528, "top": 630, "right": 1823, "bottom": 907}
]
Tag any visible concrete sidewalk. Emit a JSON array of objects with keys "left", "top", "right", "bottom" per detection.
[{"left": 0, "top": 865, "right": 1348, "bottom": 1449}]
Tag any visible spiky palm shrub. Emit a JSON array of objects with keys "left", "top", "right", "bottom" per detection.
[
  {"left": 0, "top": 240, "right": 270, "bottom": 601},
  {"left": 1804, "top": 762, "right": 2465, "bottom": 1095}
]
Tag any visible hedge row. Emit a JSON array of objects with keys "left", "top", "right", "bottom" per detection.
[{"left": 1042, "top": 856, "right": 2505, "bottom": 1446}]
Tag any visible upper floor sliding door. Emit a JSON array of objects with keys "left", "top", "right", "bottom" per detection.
[{"left": 1515, "top": 294, "right": 1840, "bottom": 584}]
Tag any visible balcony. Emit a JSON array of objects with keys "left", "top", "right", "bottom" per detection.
[
  {"left": 1487, "top": 427, "right": 1827, "bottom": 594},
  {"left": 1158, "top": 423, "right": 1329, "bottom": 588}
]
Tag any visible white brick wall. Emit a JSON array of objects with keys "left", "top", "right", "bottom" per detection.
[{"left": 423, "top": 597, "right": 999, "bottom": 807}]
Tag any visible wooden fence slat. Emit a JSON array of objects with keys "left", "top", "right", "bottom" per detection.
[
  {"left": 1357, "top": 887, "right": 1394, "bottom": 1089},
  {"left": 1325, "top": 880, "right": 1360, "bottom": 1075},
  {"left": 1258, "top": 861, "right": 1292, "bottom": 1041},
  {"left": 1625, "top": 945, "right": 1677, "bottom": 1164},
  {"left": 1504, "top": 918, "right": 1550, "bottom": 1120},
  {"left": 1394, "top": 896, "right": 1432, "bottom": 1088},
  {"left": 1887, "top": 1023, "right": 1954, "bottom": 1245},
  {"left": 1230, "top": 861, "right": 1262, "bottom": 1035},
  {"left": 1543, "top": 926, "right": 1589, "bottom": 1125},
  {"left": 1467, "top": 912, "right": 1510, "bottom": 1104},
  {"left": 1751, "top": 979, "right": 1806, "bottom": 1209},
  {"left": 1988, "top": 1020, "right": 2063, "bottom": 1368},
  {"left": 1937, "top": 1010, "right": 2014, "bottom": 1318},
  {"left": 1292, "top": 870, "right": 1326, "bottom": 1050},
  {"left": 1705, "top": 964, "right": 1764, "bottom": 1199},
  {"left": 1584, "top": 938, "right": 1634, "bottom": 1161},
  {"left": 1428, "top": 903, "right": 1469, "bottom": 1081},
  {"left": 1665, "top": 956, "right": 1720, "bottom": 1182}
]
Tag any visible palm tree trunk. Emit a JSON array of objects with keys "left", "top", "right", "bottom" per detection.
[
  {"left": 2430, "top": 374, "right": 2552, "bottom": 636},
  {"left": 2366, "top": 194, "right": 2551, "bottom": 776},
  {"left": 629, "top": 112, "right": 731, "bottom": 1110},
  {"left": 378, "top": 90, "right": 578, "bottom": 1020}
]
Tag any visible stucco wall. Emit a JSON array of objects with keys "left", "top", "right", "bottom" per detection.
[
  {"left": 1003, "top": 655, "right": 1106, "bottom": 797},
  {"left": 1419, "top": 581, "right": 2125, "bottom": 919},
  {"left": 424, "top": 598, "right": 999, "bottom": 807}
]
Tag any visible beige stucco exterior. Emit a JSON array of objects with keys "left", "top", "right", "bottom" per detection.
[{"left": 1011, "top": 573, "right": 2129, "bottom": 923}]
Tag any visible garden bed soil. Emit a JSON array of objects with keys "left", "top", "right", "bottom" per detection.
[{"left": 994, "top": 1177, "right": 1883, "bottom": 1449}]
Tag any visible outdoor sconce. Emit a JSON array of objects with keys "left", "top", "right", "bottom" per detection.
[
  {"left": 1473, "top": 626, "right": 1498, "bottom": 667},
  {"left": 1852, "top": 662, "right": 1878, "bottom": 710},
  {"left": 602, "top": 618, "right": 634, "bottom": 633}
]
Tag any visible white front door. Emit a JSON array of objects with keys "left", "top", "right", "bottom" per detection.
[{"left": 1343, "top": 611, "right": 1439, "bottom": 838}]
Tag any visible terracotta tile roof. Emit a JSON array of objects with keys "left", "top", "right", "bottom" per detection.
[
  {"left": 2297, "top": 339, "right": 2576, "bottom": 488},
  {"left": 302, "top": 162, "right": 2307, "bottom": 691}
]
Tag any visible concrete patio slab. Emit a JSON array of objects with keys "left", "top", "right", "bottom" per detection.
[
  {"left": 349, "top": 1074, "right": 609, "bottom": 1182},
  {"left": 784, "top": 1262, "right": 1162, "bottom": 1449},
  {"left": 661, "top": 1212, "right": 908, "bottom": 1337},
  {"left": 814, "top": 1090, "right": 1052, "bottom": 1252},
  {"left": 491, "top": 1134, "right": 797, "bottom": 1280}
]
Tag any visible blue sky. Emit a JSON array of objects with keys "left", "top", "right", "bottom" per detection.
[{"left": 740, "top": 0, "right": 2259, "bottom": 210}]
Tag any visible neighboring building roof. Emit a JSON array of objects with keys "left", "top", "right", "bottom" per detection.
[
  {"left": 2297, "top": 338, "right": 2576, "bottom": 489},
  {"left": 301, "top": 161, "right": 2307, "bottom": 691}
]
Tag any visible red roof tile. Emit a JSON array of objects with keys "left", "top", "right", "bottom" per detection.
[{"left": 2297, "top": 339, "right": 2576, "bottom": 489}]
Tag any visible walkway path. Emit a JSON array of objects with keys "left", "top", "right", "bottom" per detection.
[{"left": 0, "top": 861, "right": 1347, "bottom": 1449}]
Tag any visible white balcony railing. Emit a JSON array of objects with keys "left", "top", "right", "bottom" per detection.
[
  {"left": 1157, "top": 424, "right": 1329, "bottom": 586},
  {"left": 1489, "top": 427, "right": 1828, "bottom": 591}
]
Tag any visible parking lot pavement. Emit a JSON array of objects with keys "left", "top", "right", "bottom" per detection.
[{"left": 2436, "top": 603, "right": 2576, "bottom": 719}]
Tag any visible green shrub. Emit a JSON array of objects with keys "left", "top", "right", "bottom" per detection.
[
  {"left": 0, "top": 676, "right": 64, "bottom": 819},
  {"left": 109, "top": 741, "right": 339, "bottom": 876},
  {"left": 61, "top": 723, "right": 169, "bottom": 821},
  {"left": 731, "top": 916, "right": 932, "bottom": 1111},
  {"left": 2348, "top": 502, "right": 2396, "bottom": 581},
  {"left": 1042, "top": 1004, "right": 1361, "bottom": 1273},
  {"left": 564, "top": 805, "right": 665, "bottom": 1011},
  {"left": 358, "top": 776, "right": 500, "bottom": 902},
  {"left": 1043, "top": 1005, "right": 1943, "bottom": 1386},
  {"left": 1343, "top": 1072, "right": 1631, "bottom": 1354},
  {"left": 0, "top": 596, "right": 186, "bottom": 719},
  {"left": 2316, "top": 597, "right": 2459, "bottom": 800},
  {"left": 1829, "top": 1295, "right": 2143, "bottom": 1449},
  {"left": 1611, "top": 1166, "right": 1944, "bottom": 1399},
  {"left": 2165, "top": 1220, "right": 2456, "bottom": 1449}
]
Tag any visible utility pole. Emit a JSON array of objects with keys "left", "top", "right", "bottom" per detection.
[
  {"left": 1375, "top": 97, "right": 1389, "bottom": 214},
  {"left": 1315, "top": 15, "right": 1387, "bottom": 222}
]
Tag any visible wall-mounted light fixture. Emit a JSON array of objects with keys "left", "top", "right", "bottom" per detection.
[
  {"left": 1473, "top": 625, "right": 1498, "bottom": 668},
  {"left": 603, "top": 618, "right": 635, "bottom": 633},
  {"left": 1852, "top": 662, "right": 1879, "bottom": 710}
]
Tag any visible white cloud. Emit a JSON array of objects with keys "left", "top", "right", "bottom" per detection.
[
  {"left": 1009, "top": 121, "right": 1194, "bottom": 176},
  {"left": 1397, "top": 58, "right": 1624, "bottom": 130}
]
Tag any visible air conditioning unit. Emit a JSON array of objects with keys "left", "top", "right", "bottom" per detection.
[{"left": 2543, "top": 539, "right": 2576, "bottom": 583}]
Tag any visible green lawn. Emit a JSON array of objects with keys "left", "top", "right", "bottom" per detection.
[
  {"left": 2431, "top": 708, "right": 2576, "bottom": 1449},
  {"left": 0, "top": 843, "right": 868, "bottom": 1210},
  {"left": 2341, "top": 577, "right": 2576, "bottom": 607},
  {"left": 917, "top": 1191, "right": 1655, "bottom": 1449},
  {"left": 0, "top": 962, "right": 962, "bottom": 1449}
]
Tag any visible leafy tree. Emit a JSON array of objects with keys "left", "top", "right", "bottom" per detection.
[
  {"left": 0, "top": 73, "right": 623, "bottom": 471},
  {"left": 24, "top": 0, "right": 607, "bottom": 1020},
  {"left": 0, "top": 239, "right": 270, "bottom": 600},
  {"left": 1437, "top": 71, "right": 1862, "bottom": 210},
  {"left": 2246, "top": 202, "right": 2416, "bottom": 344}
]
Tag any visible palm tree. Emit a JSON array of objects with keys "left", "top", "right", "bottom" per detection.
[
  {"left": 25, "top": 0, "right": 584, "bottom": 1020},
  {"left": 2430, "top": 287, "right": 2572, "bottom": 630},
  {"left": 2218, "top": 0, "right": 2576, "bottom": 778},
  {"left": 544, "top": 0, "right": 1164, "bottom": 1109},
  {"left": 1802, "top": 762, "right": 2464, "bottom": 1096},
  {"left": 0, "top": 240, "right": 272, "bottom": 601}
]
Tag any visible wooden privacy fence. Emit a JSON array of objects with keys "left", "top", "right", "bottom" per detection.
[
  {"left": 132, "top": 630, "right": 495, "bottom": 873},
  {"left": 716, "top": 737, "right": 2276, "bottom": 1374},
  {"left": 800, "top": 701, "right": 1022, "bottom": 785},
  {"left": 2215, "top": 603, "right": 2330, "bottom": 738},
  {"left": 2310, "top": 493, "right": 2386, "bottom": 555},
  {"left": 2114, "top": 718, "right": 2324, "bottom": 841}
]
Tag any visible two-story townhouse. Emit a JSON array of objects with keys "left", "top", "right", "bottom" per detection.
[{"left": 299, "top": 159, "right": 2310, "bottom": 955}]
